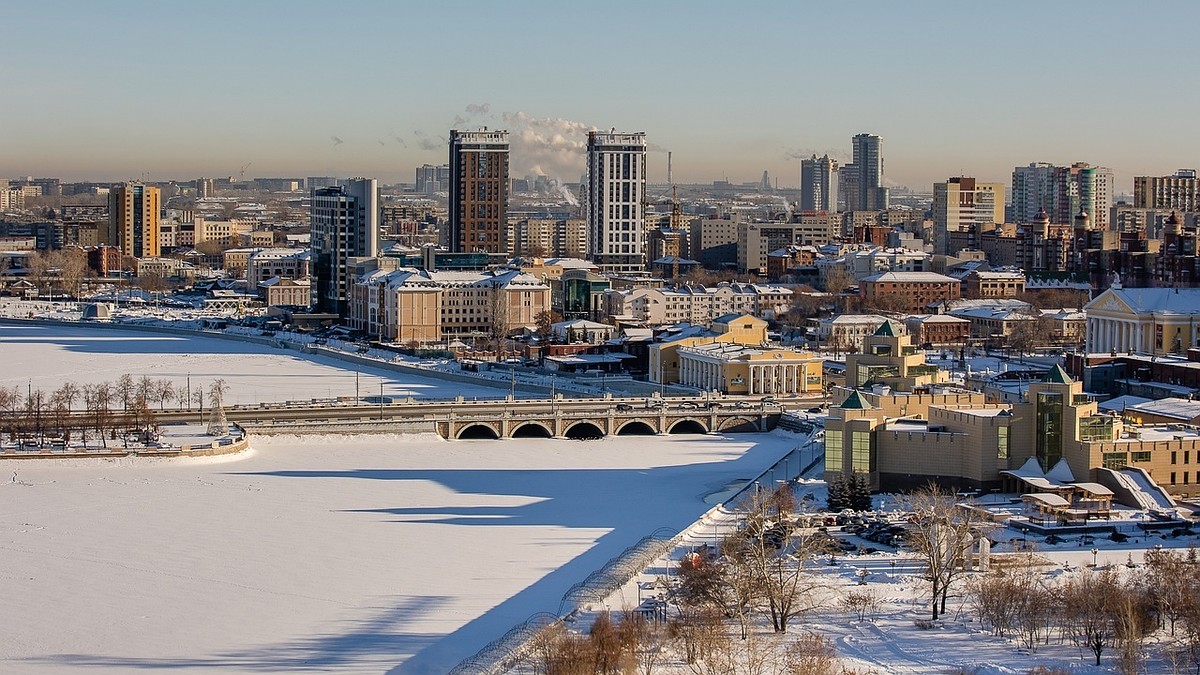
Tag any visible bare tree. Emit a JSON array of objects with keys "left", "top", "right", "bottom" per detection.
[
  {"left": 115, "top": 373, "right": 134, "bottom": 411},
  {"left": 903, "top": 483, "right": 992, "bottom": 620},
  {"left": 0, "top": 385, "right": 22, "bottom": 441},
  {"left": 617, "top": 608, "right": 667, "bottom": 675},
  {"left": 783, "top": 632, "right": 842, "bottom": 675},
  {"left": 1060, "top": 567, "right": 1119, "bottom": 666},
  {"left": 55, "top": 247, "right": 89, "bottom": 298}
]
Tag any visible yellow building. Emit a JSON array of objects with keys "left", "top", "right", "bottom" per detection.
[
  {"left": 650, "top": 314, "right": 823, "bottom": 395},
  {"left": 1085, "top": 286, "right": 1200, "bottom": 355}
]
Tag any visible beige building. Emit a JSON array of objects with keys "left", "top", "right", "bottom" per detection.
[
  {"left": 247, "top": 248, "right": 311, "bottom": 287},
  {"left": 932, "top": 177, "right": 1004, "bottom": 256},
  {"left": 258, "top": 277, "right": 310, "bottom": 307},
  {"left": 348, "top": 267, "right": 550, "bottom": 345}
]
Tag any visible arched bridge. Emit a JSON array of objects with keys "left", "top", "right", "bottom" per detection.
[{"left": 208, "top": 396, "right": 793, "bottom": 440}]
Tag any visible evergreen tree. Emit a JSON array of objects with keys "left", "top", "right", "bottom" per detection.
[
  {"left": 849, "top": 472, "right": 874, "bottom": 511},
  {"left": 827, "top": 475, "right": 848, "bottom": 511}
]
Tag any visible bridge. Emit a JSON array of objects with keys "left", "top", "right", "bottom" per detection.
[{"left": 144, "top": 395, "right": 812, "bottom": 440}]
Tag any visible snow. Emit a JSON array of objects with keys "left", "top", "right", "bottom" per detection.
[
  {"left": 0, "top": 432, "right": 800, "bottom": 674},
  {"left": 0, "top": 324, "right": 518, "bottom": 405}
]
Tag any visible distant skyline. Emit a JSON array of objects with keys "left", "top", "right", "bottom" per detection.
[{"left": 3, "top": 1, "right": 1199, "bottom": 193}]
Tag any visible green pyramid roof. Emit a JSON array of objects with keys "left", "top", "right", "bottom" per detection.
[
  {"left": 1042, "top": 363, "right": 1073, "bottom": 384},
  {"left": 840, "top": 390, "right": 873, "bottom": 410},
  {"left": 872, "top": 321, "right": 898, "bottom": 337}
]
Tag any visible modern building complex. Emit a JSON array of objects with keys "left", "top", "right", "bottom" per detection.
[
  {"left": 933, "top": 177, "right": 1004, "bottom": 255},
  {"left": 800, "top": 154, "right": 838, "bottom": 212},
  {"left": 106, "top": 183, "right": 160, "bottom": 258},
  {"left": 839, "top": 133, "right": 888, "bottom": 212},
  {"left": 586, "top": 131, "right": 647, "bottom": 274},
  {"left": 449, "top": 129, "right": 510, "bottom": 254},
  {"left": 310, "top": 178, "right": 378, "bottom": 316}
]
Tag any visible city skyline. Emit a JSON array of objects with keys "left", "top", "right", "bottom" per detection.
[{"left": 4, "top": 1, "right": 1199, "bottom": 191}]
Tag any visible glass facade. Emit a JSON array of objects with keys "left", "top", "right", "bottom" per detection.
[
  {"left": 824, "top": 429, "right": 842, "bottom": 473},
  {"left": 997, "top": 426, "right": 1009, "bottom": 460},
  {"left": 851, "top": 430, "right": 875, "bottom": 472},
  {"left": 1036, "top": 392, "right": 1063, "bottom": 469}
]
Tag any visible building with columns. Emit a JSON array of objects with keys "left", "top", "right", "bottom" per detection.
[
  {"left": 649, "top": 314, "right": 823, "bottom": 395},
  {"left": 1084, "top": 287, "right": 1200, "bottom": 355}
]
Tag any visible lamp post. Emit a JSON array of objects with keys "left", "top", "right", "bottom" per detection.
[
  {"left": 1091, "top": 547, "right": 1099, "bottom": 568},
  {"left": 1022, "top": 527, "right": 1029, "bottom": 550},
  {"left": 379, "top": 381, "right": 384, "bottom": 420}
]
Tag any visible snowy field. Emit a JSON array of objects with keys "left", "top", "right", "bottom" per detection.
[
  {"left": 0, "top": 323, "right": 518, "bottom": 405},
  {"left": 0, "top": 432, "right": 797, "bottom": 674}
]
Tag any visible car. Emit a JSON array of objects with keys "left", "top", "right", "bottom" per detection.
[
  {"left": 806, "top": 407, "right": 823, "bottom": 414},
  {"left": 679, "top": 401, "right": 697, "bottom": 409},
  {"left": 615, "top": 403, "right": 633, "bottom": 411},
  {"left": 735, "top": 401, "right": 752, "bottom": 409}
]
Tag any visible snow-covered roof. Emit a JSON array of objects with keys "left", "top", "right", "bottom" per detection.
[
  {"left": 1098, "top": 287, "right": 1200, "bottom": 314},
  {"left": 861, "top": 271, "right": 958, "bottom": 283}
]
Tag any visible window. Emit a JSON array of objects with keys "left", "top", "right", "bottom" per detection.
[
  {"left": 997, "top": 426, "right": 1009, "bottom": 460},
  {"left": 824, "top": 429, "right": 842, "bottom": 473},
  {"left": 1102, "top": 452, "right": 1128, "bottom": 469},
  {"left": 1172, "top": 451, "right": 1178, "bottom": 465},
  {"left": 1132, "top": 451, "right": 1152, "bottom": 463},
  {"left": 851, "top": 430, "right": 874, "bottom": 472}
]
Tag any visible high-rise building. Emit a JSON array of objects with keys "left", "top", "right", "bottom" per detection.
[
  {"left": 932, "top": 177, "right": 1004, "bottom": 255},
  {"left": 106, "top": 183, "right": 160, "bottom": 258},
  {"left": 1134, "top": 169, "right": 1200, "bottom": 212},
  {"left": 415, "top": 164, "right": 451, "bottom": 194},
  {"left": 800, "top": 154, "right": 838, "bottom": 212},
  {"left": 310, "top": 178, "right": 378, "bottom": 316},
  {"left": 1011, "top": 162, "right": 1114, "bottom": 228},
  {"left": 449, "top": 129, "right": 509, "bottom": 254},
  {"left": 840, "top": 133, "right": 888, "bottom": 212},
  {"left": 586, "top": 131, "right": 647, "bottom": 273}
]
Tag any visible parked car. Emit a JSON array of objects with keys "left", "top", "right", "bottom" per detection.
[{"left": 615, "top": 403, "right": 633, "bottom": 411}]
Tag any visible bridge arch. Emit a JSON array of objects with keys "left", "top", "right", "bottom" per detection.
[
  {"left": 511, "top": 421, "right": 553, "bottom": 438},
  {"left": 457, "top": 423, "right": 501, "bottom": 440},
  {"left": 615, "top": 420, "right": 656, "bottom": 436},
  {"left": 564, "top": 420, "right": 605, "bottom": 439},
  {"left": 667, "top": 418, "right": 709, "bottom": 435},
  {"left": 717, "top": 416, "right": 760, "bottom": 433}
]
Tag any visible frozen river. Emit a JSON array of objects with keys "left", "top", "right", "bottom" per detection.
[
  {"left": 0, "top": 323, "right": 516, "bottom": 405},
  {"left": 0, "top": 324, "right": 795, "bottom": 673}
]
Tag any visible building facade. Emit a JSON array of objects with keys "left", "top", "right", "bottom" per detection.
[
  {"left": 310, "top": 178, "right": 378, "bottom": 316},
  {"left": 586, "top": 131, "right": 648, "bottom": 273},
  {"left": 1134, "top": 169, "right": 1200, "bottom": 212},
  {"left": 800, "top": 154, "right": 838, "bottom": 212},
  {"left": 449, "top": 130, "right": 509, "bottom": 254},
  {"left": 840, "top": 133, "right": 888, "bottom": 212},
  {"left": 932, "top": 177, "right": 1004, "bottom": 255},
  {"left": 106, "top": 183, "right": 160, "bottom": 258},
  {"left": 860, "top": 271, "right": 961, "bottom": 313}
]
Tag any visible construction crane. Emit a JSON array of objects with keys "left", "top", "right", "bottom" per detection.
[{"left": 239, "top": 163, "right": 252, "bottom": 180}]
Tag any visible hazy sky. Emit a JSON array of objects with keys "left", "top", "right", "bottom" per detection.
[{"left": 3, "top": 0, "right": 1198, "bottom": 192}]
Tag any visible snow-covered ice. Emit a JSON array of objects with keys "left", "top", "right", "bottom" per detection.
[
  {"left": 0, "top": 431, "right": 797, "bottom": 674},
  {"left": 0, "top": 324, "right": 516, "bottom": 404}
]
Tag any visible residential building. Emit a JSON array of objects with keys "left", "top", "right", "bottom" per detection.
[
  {"left": 1011, "top": 162, "right": 1114, "bottom": 230},
  {"left": 449, "top": 129, "right": 509, "bottom": 254},
  {"left": 800, "top": 154, "right": 838, "bottom": 212},
  {"left": 932, "top": 177, "right": 1004, "bottom": 255},
  {"left": 310, "top": 178, "right": 379, "bottom": 316},
  {"left": 415, "top": 164, "right": 451, "bottom": 194},
  {"left": 839, "top": 133, "right": 888, "bottom": 211},
  {"left": 586, "top": 131, "right": 647, "bottom": 273},
  {"left": 106, "top": 183, "right": 160, "bottom": 258},
  {"left": 860, "top": 271, "right": 961, "bottom": 313},
  {"left": 690, "top": 216, "right": 739, "bottom": 269},
  {"left": 963, "top": 269, "right": 1025, "bottom": 298},
  {"left": 603, "top": 282, "right": 793, "bottom": 326},
  {"left": 737, "top": 213, "right": 839, "bottom": 273},
  {"left": 1134, "top": 169, "right": 1200, "bottom": 212}
]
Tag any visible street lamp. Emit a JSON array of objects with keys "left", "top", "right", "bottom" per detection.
[
  {"left": 1091, "top": 547, "right": 1099, "bottom": 567},
  {"left": 1021, "top": 527, "right": 1029, "bottom": 550}
]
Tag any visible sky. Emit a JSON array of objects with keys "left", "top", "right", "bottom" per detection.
[{"left": 2, "top": 0, "right": 1198, "bottom": 192}]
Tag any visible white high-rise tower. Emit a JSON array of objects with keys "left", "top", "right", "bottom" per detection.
[{"left": 586, "top": 131, "right": 647, "bottom": 273}]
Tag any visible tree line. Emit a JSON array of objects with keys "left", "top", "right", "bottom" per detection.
[{"left": 0, "top": 375, "right": 229, "bottom": 449}]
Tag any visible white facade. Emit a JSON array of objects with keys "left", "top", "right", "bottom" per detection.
[{"left": 586, "top": 131, "right": 647, "bottom": 274}]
